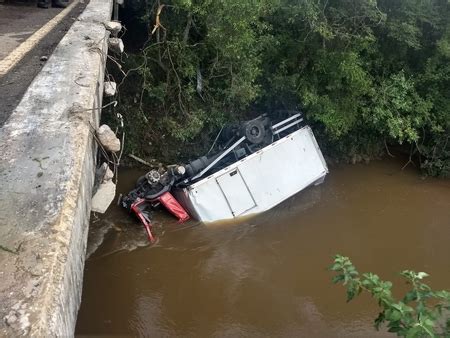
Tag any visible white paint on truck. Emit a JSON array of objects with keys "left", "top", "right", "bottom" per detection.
[{"left": 174, "top": 125, "right": 328, "bottom": 222}]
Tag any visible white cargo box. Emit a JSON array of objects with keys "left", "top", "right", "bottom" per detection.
[{"left": 174, "top": 125, "right": 328, "bottom": 222}]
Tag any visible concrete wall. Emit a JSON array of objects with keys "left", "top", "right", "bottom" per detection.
[{"left": 0, "top": 0, "right": 112, "bottom": 335}]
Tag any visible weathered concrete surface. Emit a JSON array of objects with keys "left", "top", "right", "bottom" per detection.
[{"left": 0, "top": 0, "right": 112, "bottom": 335}]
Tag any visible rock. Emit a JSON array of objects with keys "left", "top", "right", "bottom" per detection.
[
  {"left": 97, "top": 124, "right": 120, "bottom": 152},
  {"left": 39, "top": 56, "right": 48, "bottom": 62},
  {"left": 104, "top": 21, "right": 122, "bottom": 35},
  {"left": 3, "top": 307, "right": 29, "bottom": 334},
  {"left": 104, "top": 81, "right": 117, "bottom": 97},
  {"left": 91, "top": 180, "right": 116, "bottom": 213},
  {"left": 103, "top": 165, "right": 114, "bottom": 182},
  {"left": 108, "top": 38, "right": 124, "bottom": 54},
  {"left": 4, "top": 312, "right": 17, "bottom": 325}
]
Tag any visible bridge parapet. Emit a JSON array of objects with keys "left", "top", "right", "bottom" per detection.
[{"left": 0, "top": 0, "right": 113, "bottom": 335}]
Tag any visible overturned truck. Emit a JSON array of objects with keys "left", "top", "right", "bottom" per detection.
[{"left": 121, "top": 112, "right": 328, "bottom": 241}]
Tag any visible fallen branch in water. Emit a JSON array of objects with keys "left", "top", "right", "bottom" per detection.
[
  {"left": 402, "top": 143, "right": 416, "bottom": 170},
  {"left": 384, "top": 138, "right": 395, "bottom": 158},
  {"left": 128, "top": 154, "right": 156, "bottom": 167}
]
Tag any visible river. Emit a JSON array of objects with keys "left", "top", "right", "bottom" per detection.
[{"left": 75, "top": 159, "right": 450, "bottom": 337}]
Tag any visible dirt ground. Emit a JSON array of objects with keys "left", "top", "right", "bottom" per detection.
[{"left": 0, "top": 0, "right": 87, "bottom": 126}]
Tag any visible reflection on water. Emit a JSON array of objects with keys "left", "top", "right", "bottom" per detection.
[{"left": 76, "top": 160, "right": 450, "bottom": 337}]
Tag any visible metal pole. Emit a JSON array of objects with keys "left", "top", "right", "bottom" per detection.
[
  {"left": 113, "top": 0, "right": 119, "bottom": 21},
  {"left": 191, "top": 136, "right": 246, "bottom": 181}
]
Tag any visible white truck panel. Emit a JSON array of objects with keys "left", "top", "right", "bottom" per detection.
[{"left": 174, "top": 126, "right": 328, "bottom": 222}]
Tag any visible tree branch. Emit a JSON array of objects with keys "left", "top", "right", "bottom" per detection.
[{"left": 183, "top": 12, "right": 193, "bottom": 44}]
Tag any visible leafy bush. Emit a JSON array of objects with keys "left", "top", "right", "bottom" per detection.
[
  {"left": 331, "top": 255, "right": 450, "bottom": 337},
  {"left": 260, "top": 0, "right": 450, "bottom": 176}
]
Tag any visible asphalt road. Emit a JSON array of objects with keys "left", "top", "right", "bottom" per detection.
[{"left": 0, "top": 0, "right": 87, "bottom": 126}]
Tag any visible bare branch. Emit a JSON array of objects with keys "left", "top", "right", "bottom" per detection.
[
  {"left": 167, "top": 46, "right": 187, "bottom": 115},
  {"left": 384, "top": 138, "right": 395, "bottom": 158},
  {"left": 183, "top": 12, "right": 193, "bottom": 44}
]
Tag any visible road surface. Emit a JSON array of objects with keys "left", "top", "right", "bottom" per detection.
[{"left": 0, "top": 0, "right": 86, "bottom": 125}]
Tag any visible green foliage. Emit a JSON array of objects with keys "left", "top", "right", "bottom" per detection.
[
  {"left": 330, "top": 255, "right": 450, "bottom": 337},
  {"left": 369, "top": 71, "right": 432, "bottom": 144},
  {"left": 259, "top": 0, "right": 450, "bottom": 175},
  {"left": 117, "top": 0, "right": 450, "bottom": 173},
  {"left": 115, "top": 0, "right": 271, "bottom": 161}
]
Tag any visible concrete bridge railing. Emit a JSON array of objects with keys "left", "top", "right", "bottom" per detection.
[{"left": 0, "top": 0, "right": 113, "bottom": 335}]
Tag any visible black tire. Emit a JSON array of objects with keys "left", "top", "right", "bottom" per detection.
[
  {"left": 144, "top": 184, "right": 171, "bottom": 200},
  {"left": 243, "top": 119, "right": 266, "bottom": 144}
]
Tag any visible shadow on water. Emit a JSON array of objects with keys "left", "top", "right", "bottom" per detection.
[{"left": 76, "top": 160, "right": 450, "bottom": 337}]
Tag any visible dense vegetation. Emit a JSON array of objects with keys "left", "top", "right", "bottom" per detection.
[
  {"left": 112, "top": 0, "right": 449, "bottom": 176},
  {"left": 331, "top": 255, "right": 450, "bottom": 336}
]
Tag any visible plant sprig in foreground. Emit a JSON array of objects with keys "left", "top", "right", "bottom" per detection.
[{"left": 331, "top": 255, "right": 450, "bottom": 337}]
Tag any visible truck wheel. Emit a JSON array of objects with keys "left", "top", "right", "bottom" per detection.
[{"left": 243, "top": 119, "right": 265, "bottom": 144}]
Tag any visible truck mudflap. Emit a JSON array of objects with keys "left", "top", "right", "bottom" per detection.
[
  {"left": 129, "top": 192, "right": 190, "bottom": 242},
  {"left": 130, "top": 198, "right": 155, "bottom": 242},
  {"left": 158, "top": 192, "right": 190, "bottom": 222}
]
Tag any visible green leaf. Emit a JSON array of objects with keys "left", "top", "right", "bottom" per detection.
[
  {"left": 330, "top": 263, "right": 342, "bottom": 271},
  {"left": 390, "top": 311, "right": 402, "bottom": 322},
  {"left": 404, "top": 291, "right": 417, "bottom": 303},
  {"left": 332, "top": 275, "right": 345, "bottom": 284},
  {"left": 387, "top": 326, "right": 401, "bottom": 333},
  {"left": 374, "top": 312, "right": 385, "bottom": 330}
]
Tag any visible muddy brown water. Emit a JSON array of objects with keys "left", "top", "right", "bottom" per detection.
[{"left": 76, "top": 160, "right": 450, "bottom": 337}]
